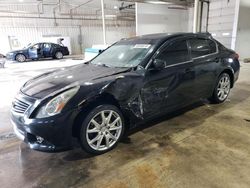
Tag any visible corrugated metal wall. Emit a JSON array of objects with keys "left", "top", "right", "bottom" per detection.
[
  {"left": 0, "top": 3, "right": 135, "bottom": 54},
  {"left": 0, "top": 26, "right": 81, "bottom": 54},
  {"left": 0, "top": 23, "right": 135, "bottom": 55}
]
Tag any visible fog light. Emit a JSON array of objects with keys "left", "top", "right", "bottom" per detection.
[{"left": 36, "top": 136, "right": 44, "bottom": 143}]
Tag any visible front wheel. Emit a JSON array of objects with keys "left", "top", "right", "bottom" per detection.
[
  {"left": 15, "top": 54, "right": 26, "bottom": 62},
  {"left": 79, "top": 105, "right": 125, "bottom": 154},
  {"left": 210, "top": 73, "right": 231, "bottom": 103}
]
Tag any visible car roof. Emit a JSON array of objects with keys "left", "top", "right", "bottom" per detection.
[
  {"left": 120, "top": 32, "right": 212, "bottom": 45},
  {"left": 37, "top": 42, "right": 58, "bottom": 45}
]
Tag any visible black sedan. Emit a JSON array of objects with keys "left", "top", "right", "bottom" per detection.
[
  {"left": 11, "top": 33, "right": 240, "bottom": 154},
  {"left": 6, "top": 42, "right": 69, "bottom": 62}
]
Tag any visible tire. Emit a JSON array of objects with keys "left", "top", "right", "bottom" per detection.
[
  {"left": 210, "top": 73, "right": 231, "bottom": 103},
  {"left": 15, "top": 54, "right": 26, "bottom": 62},
  {"left": 79, "top": 104, "right": 125, "bottom": 154},
  {"left": 54, "top": 51, "right": 63, "bottom": 59}
]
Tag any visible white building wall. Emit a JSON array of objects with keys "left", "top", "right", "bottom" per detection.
[
  {"left": 235, "top": 0, "right": 250, "bottom": 59},
  {"left": 135, "top": 1, "right": 240, "bottom": 50},
  {"left": 136, "top": 3, "right": 191, "bottom": 36},
  {"left": 208, "top": 0, "right": 240, "bottom": 49},
  {"left": 134, "top": 0, "right": 239, "bottom": 51},
  {"left": 0, "top": 1, "right": 243, "bottom": 55}
]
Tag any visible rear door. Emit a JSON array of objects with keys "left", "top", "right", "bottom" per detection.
[
  {"left": 141, "top": 38, "right": 196, "bottom": 117},
  {"left": 188, "top": 38, "right": 220, "bottom": 98},
  {"left": 42, "top": 43, "right": 52, "bottom": 57},
  {"left": 51, "top": 44, "right": 61, "bottom": 56}
]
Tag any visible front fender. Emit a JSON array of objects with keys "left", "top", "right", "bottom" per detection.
[{"left": 76, "top": 73, "right": 144, "bottom": 120}]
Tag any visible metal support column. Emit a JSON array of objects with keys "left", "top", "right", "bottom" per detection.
[
  {"left": 206, "top": 1, "right": 210, "bottom": 32},
  {"left": 199, "top": 1, "right": 203, "bottom": 32},
  {"left": 193, "top": 0, "right": 199, "bottom": 33},
  {"left": 101, "top": 0, "right": 106, "bottom": 45}
]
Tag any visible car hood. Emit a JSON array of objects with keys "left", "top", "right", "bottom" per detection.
[
  {"left": 8, "top": 49, "right": 27, "bottom": 54},
  {"left": 21, "top": 63, "right": 130, "bottom": 99}
]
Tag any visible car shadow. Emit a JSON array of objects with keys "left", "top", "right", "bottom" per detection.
[
  {"left": 125, "top": 101, "right": 205, "bottom": 139},
  {"left": 63, "top": 101, "right": 207, "bottom": 161}
]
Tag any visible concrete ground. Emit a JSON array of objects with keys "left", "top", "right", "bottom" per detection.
[{"left": 0, "top": 59, "right": 250, "bottom": 188}]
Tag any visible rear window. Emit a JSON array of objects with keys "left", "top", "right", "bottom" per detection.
[
  {"left": 217, "top": 42, "right": 227, "bottom": 51},
  {"left": 189, "top": 38, "right": 217, "bottom": 58},
  {"left": 52, "top": 44, "right": 59, "bottom": 48}
]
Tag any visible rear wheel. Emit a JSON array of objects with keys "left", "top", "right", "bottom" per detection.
[
  {"left": 210, "top": 73, "right": 231, "bottom": 103},
  {"left": 54, "top": 51, "right": 63, "bottom": 59},
  {"left": 15, "top": 54, "right": 26, "bottom": 62},
  {"left": 79, "top": 105, "right": 125, "bottom": 154}
]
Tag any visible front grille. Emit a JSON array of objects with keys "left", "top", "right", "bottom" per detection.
[{"left": 12, "top": 98, "right": 30, "bottom": 114}]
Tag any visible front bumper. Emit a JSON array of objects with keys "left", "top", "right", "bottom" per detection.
[
  {"left": 11, "top": 109, "right": 78, "bottom": 152},
  {"left": 6, "top": 53, "right": 15, "bottom": 61}
]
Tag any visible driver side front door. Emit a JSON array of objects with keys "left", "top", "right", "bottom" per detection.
[
  {"left": 141, "top": 39, "right": 196, "bottom": 118},
  {"left": 28, "top": 43, "right": 41, "bottom": 59}
]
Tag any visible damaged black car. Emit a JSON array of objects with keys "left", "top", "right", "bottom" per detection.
[{"left": 11, "top": 33, "right": 240, "bottom": 154}]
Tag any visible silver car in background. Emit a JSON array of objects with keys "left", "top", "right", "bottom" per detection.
[{"left": 0, "top": 54, "right": 6, "bottom": 68}]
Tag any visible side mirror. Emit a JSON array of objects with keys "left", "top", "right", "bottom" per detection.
[{"left": 153, "top": 59, "right": 166, "bottom": 70}]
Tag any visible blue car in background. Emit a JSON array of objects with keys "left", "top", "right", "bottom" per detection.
[{"left": 6, "top": 42, "right": 69, "bottom": 62}]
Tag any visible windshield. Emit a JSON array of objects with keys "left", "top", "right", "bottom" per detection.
[
  {"left": 25, "top": 43, "right": 34, "bottom": 48},
  {"left": 91, "top": 43, "right": 154, "bottom": 68}
]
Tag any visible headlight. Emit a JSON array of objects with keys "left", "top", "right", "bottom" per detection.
[{"left": 36, "top": 87, "right": 79, "bottom": 118}]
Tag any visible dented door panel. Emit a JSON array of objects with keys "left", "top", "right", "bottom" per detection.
[{"left": 141, "top": 62, "right": 195, "bottom": 118}]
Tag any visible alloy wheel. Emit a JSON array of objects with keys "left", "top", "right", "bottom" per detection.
[
  {"left": 55, "top": 52, "right": 63, "bottom": 59},
  {"left": 16, "top": 54, "right": 26, "bottom": 62},
  {"left": 217, "top": 74, "right": 231, "bottom": 101},
  {"left": 86, "top": 110, "right": 123, "bottom": 151}
]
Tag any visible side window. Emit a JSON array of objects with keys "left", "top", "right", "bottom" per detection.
[
  {"left": 44, "top": 43, "right": 51, "bottom": 49},
  {"left": 31, "top": 44, "right": 39, "bottom": 49},
  {"left": 189, "top": 38, "right": 217, "bottom": 58},
  {"left": 156, "top": 40, "right": 190, "bottom": 66}
]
